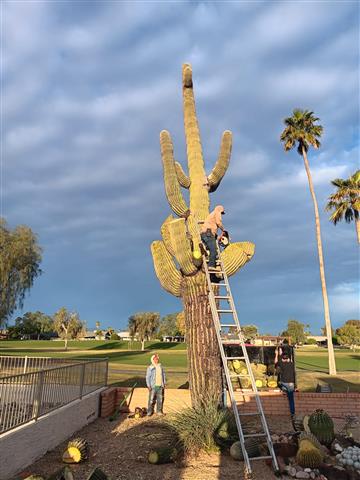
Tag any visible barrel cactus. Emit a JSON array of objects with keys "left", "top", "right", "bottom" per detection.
[
  {"left": 308, "top": 409, "right": 335, "bottom": 445},
  {"left": 230, "top": 438, "right": 260, "bottom": 460},
  {"left": 62, "top": 438, "right": 89, "bottom": 464},
  {"left": 298, "top": 432, "right": 323, "bottom": 451},
  {"left": 296, "top": 439, "right": 323, "bottom": 468}
]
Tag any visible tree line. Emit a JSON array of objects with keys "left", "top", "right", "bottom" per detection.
[
  {"left": 7, "top": 308, "right": 86, "bottom": 350},
  {"left": 281, "top": 318, "right": 360, "bottom": 349}
]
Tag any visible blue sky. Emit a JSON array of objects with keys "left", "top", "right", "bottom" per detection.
[{"left": 2, "top": 1, "right": 359, "bottom": 334}]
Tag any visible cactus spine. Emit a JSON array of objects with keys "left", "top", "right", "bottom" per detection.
[{"left": 151, "top": 64, "right": 255, "bottom": 406}]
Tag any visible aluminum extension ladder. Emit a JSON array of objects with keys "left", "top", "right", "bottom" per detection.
[{"left": 201, "top": 232, "right": 279, "bottom": 477}]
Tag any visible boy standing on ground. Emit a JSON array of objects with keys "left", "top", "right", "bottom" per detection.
[{"left": 146, "top": 353, "right": 166, "bottom": 416}]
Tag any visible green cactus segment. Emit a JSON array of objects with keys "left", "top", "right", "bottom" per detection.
[
  {"left": 160, "top": 129, "right": 189, "bottom": 217},
  {"left": 221, "top": 242, "right": 255, "bottom": 277},
  {"left": 308, "top": 409, "right": 335, "bottom": 445},
  {"left": 168, "top": 218, "right": 198, "bottom": 275},
  {"left": 161, "top": 215, "right": 176, "bottom": 256},
  {"left": 296, "top": 439, "right": 323, "bottom": 468},
  {"left": 151, "top": 240, "right": 182, "bottom": 297},
  {"left": 208, "top": 131, "right": 232, "bottom": 192},
  {"left": 182, "top": 64, "right": 209, "bottom": 220},
  {"left": 175, "top": 161, "right": 191, "bottom": 188}
]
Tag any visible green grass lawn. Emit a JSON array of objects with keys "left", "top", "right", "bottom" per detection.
[{"left": 1, "top": 340, "right": 358, "bottom": 391}]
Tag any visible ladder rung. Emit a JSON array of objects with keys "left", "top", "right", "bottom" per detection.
[
  {"left": 250, "top": 455, "right": 273, "bottom": 461},
  {"left": 220, "top": 324, "right": 237, "bottom": 328},
  {"left": 244, "top": 433, "right": 267, "bottom": 438},
  {"left": 239, "top": 412, "right": 261, "bottom": 416},
  {"left": 229, "top": 373, "right": 250, "bottom": 378},
  {"left": 218, "top": 310, "right": 234, "bottom": 314},
  {"left": 214, "top": 295, "right": 230, "bottom": 299},
  {"left": 211, "top": 282, "right": 226, "bottom": 286},
  {"left": 236, "top": 391, "right": 259, "bottom": 396},
  {"left": 225, "top": 356, "right": 245, "bottom": 360}
]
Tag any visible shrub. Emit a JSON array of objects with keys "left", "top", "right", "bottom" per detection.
[
  {"left": 110, "top": 333, "right": 120, "bottom": 340},
  {"left": 305, "top": 338, "right": 317, "bottom": 345},
  {"left": 166, "top": 394, "right": 237, "bottom": 454}
]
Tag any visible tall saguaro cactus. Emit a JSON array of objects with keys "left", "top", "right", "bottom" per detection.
[{"left": 151, "top": 64, "right": 255, "bottom": 406}]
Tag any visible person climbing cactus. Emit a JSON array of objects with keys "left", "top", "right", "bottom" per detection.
[
  {"left": 200, "top": 204, "right": 226, "bottom": 271},
  {"left": 151, "top": 64, "right": 255, "bottom": 407}
]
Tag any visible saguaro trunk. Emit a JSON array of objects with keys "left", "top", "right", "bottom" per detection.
[
  {"left": 182, "top": 275, "right": 222, "bottom": 405},
  {"left": 302, "top": 148, "right": 337, "bottom": 375}
]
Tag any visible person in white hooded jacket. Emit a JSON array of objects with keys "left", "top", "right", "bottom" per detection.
[{"left": 146, "top": 353, "right": 166, "bottom": 416}]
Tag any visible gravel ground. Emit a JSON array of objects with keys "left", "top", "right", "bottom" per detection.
[{"left": 21, "top": 415, "right": 295, "bottom": 480}]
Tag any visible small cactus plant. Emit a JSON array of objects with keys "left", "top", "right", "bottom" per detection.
[
  {"left": 308, "top": 409, "right": 335, "bottom": 445},
  {"left": 296, "top": 439, "right": 323, "bottom": 468}
]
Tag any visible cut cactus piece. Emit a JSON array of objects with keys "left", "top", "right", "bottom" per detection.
[{"left": 62, "top": 438, "right": 89, "bottom": 464}]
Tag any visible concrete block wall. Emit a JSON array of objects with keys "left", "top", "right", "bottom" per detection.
[
  {"left": 100, "top": 388, "right": 360, "bottom": 418},
  {"left": 0, "top": 389, "right": 104, "bottom": 480}
]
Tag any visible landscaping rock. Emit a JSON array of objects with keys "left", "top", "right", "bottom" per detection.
[
  {"left": 285, "top": 465, "right": 297, "bottom": 477},
  {"left": 295, "top": 472, "right": 310, "bottom": 479}
]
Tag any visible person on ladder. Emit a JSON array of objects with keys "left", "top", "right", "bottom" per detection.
[{"left": 200, "top": 205, "right": 226, "bottom": 274}]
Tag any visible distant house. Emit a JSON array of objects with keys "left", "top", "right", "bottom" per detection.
[
  {"left": 252, "top": 336, "right": 287, "bottom": 346},
  {"left": 162, "top": 335, "right": 185, "bottom": 343},
  {"left": 80, "top": 331, "right": 96, "bottom": 340},
  {"left": 0, "top": 329, "right": 8, "bottom": 340},
  {"left": 305, "top": 335, "right": 327, "bottom": 346},
  {"left": 118, "top": 331, "right": 132, "bottom": 341}
]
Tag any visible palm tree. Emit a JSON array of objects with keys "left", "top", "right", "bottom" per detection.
[
  {"left": 326, "top": 170, "right": 360, "bottom": 243},
  {"left": 280, "top": 108, "right": 337, "bottom": 375}
]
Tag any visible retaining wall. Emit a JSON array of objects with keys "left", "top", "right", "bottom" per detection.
[
  {"left": 100, "top": 387, "right": 360, "bottom": 418},
  {"left": 0, "top": 388, "right": 104, "bottom": 480}
]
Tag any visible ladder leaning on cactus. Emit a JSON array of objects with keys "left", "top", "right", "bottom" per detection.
[{"left": 197, "top": 224, "right": 279, "bottom": 476}]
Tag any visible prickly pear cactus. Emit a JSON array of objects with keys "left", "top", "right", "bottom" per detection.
[
  {"left": 151, "top": 64, "right": 255, "bottom": 406},
  {"left": 308, "top": 409, "right": 335, "bottom": 445}
]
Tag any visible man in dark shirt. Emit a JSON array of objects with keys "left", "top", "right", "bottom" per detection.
[{"left": 275, "top": 346, "right": 296, "bottom": 418}]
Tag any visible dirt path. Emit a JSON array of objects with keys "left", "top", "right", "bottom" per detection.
[{"left": 22, "top": 415, "right": 294, "bottom": 480}]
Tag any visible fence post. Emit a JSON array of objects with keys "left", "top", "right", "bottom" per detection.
[
  {"left": 23, "top": 356, "right": 28, "bottom": 374},
  {"left": 79, "top": 363, "right": 86, "bottom": 399},
  {"left": 105, "top": 359, "right": 109, "bottom": 386},
  {"left": 32, "top": 371, "right": 45, "bottom": 420}
]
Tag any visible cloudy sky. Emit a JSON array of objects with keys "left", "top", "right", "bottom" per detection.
[{"left": 3, "top": 1, "right": 359, "bottom": 334}]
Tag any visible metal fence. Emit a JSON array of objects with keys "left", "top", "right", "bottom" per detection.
[
  {"left": 0, "top": 356, "right": 76, "bottom": 377},
  {"left": 0, "top": 358, "right": 108, "bottom": 434}
]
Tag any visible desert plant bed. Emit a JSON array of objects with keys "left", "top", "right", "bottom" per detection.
[{"left": 23, "top": 415, "right": 294, "bottom": 480}]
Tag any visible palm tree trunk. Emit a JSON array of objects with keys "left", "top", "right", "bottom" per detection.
[
  {"left": 302, "top": 147, "right": 337, "bottom": 375},
  {"left": 141, "top": 338, "right": 145, "bottom": 351},
  {"left": 356, "top": 218, "right": 360, "bottom": 244},
  {"left": 183, "top": 274, "right": 223, "bottom": 406}
]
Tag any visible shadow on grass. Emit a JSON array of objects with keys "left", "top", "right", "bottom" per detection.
[
  {"left": 314, "top": 375, "right": 360, "bottom": 393},
  {"left": 146, "top": 342, "right": 186, "bottom": 350},
  {"left": 110, "top": 375, "right": 148, "bottom": 388}
]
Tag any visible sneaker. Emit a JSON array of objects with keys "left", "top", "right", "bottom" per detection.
[
  {"left": 147, "top": 412, "right": 153, "bottom": 417},
  {"left": 156, "top": 412, "right": 164, "bottom": 416}
]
